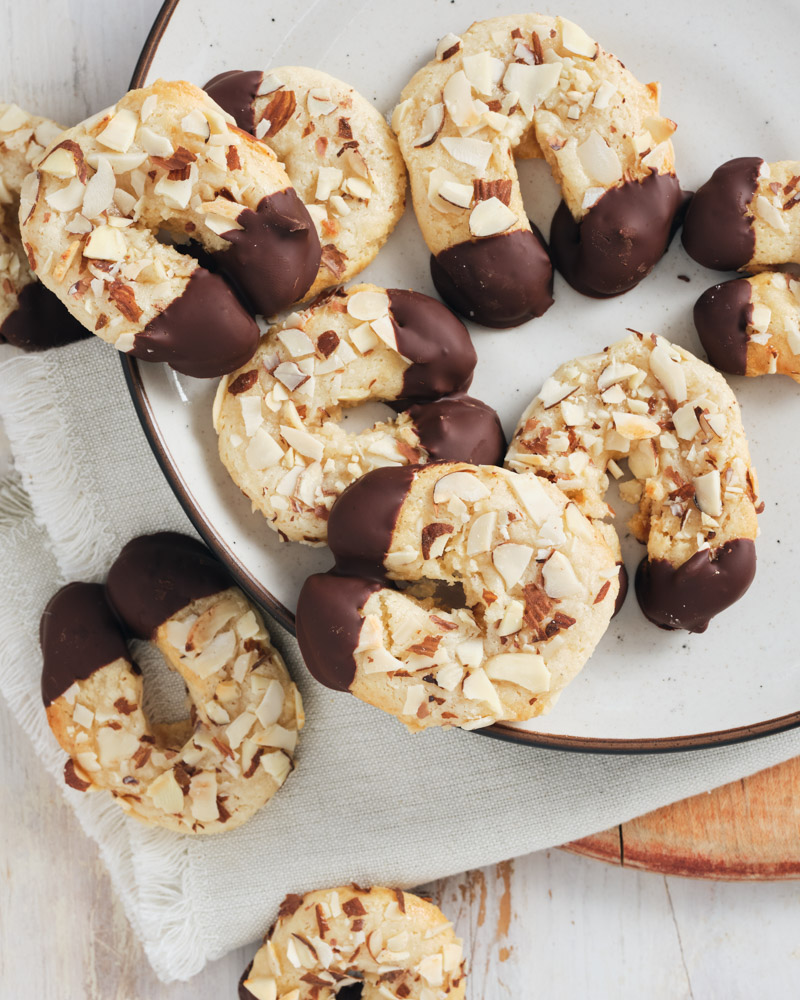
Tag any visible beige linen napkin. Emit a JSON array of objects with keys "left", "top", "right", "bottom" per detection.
[{"left": 2, "top": 338, "right": 799, "bottom": 983}]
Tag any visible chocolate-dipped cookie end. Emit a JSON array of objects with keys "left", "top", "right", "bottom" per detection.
[
  {"left": 133, "top": 268, "right": 259, "bottom": 378},
  {"left": 40, "top": 582, "right": 129, "bottom": 706},
  {"left": 550, "top": 172, "right": 684, "bottom": 298},
  {"left": 430, "top": 227, "right": 554, "bottom": 329},
  {"left": 681, "top": 157, "right": 763, "bottom": 271},
  {"left": 693, "top": 279, "right": 751, "bottom": 376},
  {"left": 296, "top": 573, "right": 381, "bottom": 691},
  {"left": 106, "top": 532, "right": 231, "bottom": 639},
  {"left": 635, "top": 539, "right": 756, "bottom": 633}
]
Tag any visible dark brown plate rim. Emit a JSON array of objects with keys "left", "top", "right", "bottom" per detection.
[{"left": 123, "top": 0, "right": 800, "bottom": 754}]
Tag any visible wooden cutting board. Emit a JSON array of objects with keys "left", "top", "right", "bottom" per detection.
[{"left": 562, "top": 755, "right": 800, "bottom": 879}]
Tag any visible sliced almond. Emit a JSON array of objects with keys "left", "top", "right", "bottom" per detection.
[
  {"left": 537, "top": 377, "right": 576, "bottom": 408},
  {"left": 438, "top": 179, "right": 473, "bottom": 208},
  {"left": 347, "top": 289, "right": 390, "bottom": 321},
  {"left": 255, "top": 680, "right": 285, "bottom": 728},
  {"left": 188, "top": 771, "right": 219, "bottom": 822},
  {"left": 436, "top": 32, "right": 463, "bottom": 60},
  {"left": 462, "top": 668, "right": 503, "bottom": 716},
  {"left": 225, "top": 711, "right": 256, "bottom": 750},
  {"left": 611, "top": 411, "right": 660, "bottom": 440},
  {"left": 510, "top": 473, "right": 558, "bottom": 524},
  {"left": 45, "top": 177, "right": 88, "bottom": 212},
  {"left": 443, "top": 71, "right": 481, "bottom": 129},
  {"left": 414, "top": 103, "right": 445, "bottom": 148},
  {"left": 558, "top": 17, "right": 598, "bottom": 58},
  {"left": 147, "top": 769, "right": 184, "bottom": 814},
  {"left": 497, "top": 600, "right": 525, "bottom": 636},
  {"left": 432, "top": 470, "right": 489, "bottom": 504},
  {"left": 315, "top": 165, "right": 343, "bottom": 201},
  {"left": 628, "top": 439, "right": 658, "bottom": 479},
  {"left": 245, "top": 427, "right": 284, "bottom": 470},
  {"left": 441, "top": 136, "right": 493, "bottom": 171},
  {"left": 672, "top": 402, "right": 701, "bottom": 440},
  {"left": 242, "top": 978, "right": 277, "bottom": 1000},
  {"left": 97, "top": 108, "right": 138, "bottom": 153},
  {"left": 277, "top": 328, "right": 314, "bottom": 358},
  {"left": 649, "top": 343, "right": 687, "bottom": 402},
  {"left": 492, "top": 543, "right": 533, "bottom": 589},
  {"left": 83, "top": 225, "right": 126, "bottom": 261},
  {"left": 542, "top": 551, "right": 582, "bottom": 598},
  {"left": 597, "top": 361, "right": 639, "bottom": 391},
  {"left": 693, "top": 470, "right": 722, "bottom": 517},
  {"left": 469, "top": 197, "right": 517, "bottom": 237},
  {"left": 279, "top": 425, "right": 323, "bottom": 461},
  {"left": 466, "top": 511, "right": 497, "bottom": 555},
  {"left": 502, "top": 62, "right": 562, "bottom": 119},
  {"left": 96, "top": 727, "right": 139, "bottom": 765},
  {"left": 463, "top": 51, "right": 496, "bottom": 95},
  {"left": 485, "top": 652, "right": 550, "bottom": 692},
  {"left": 402, "top": 684, "right": 427, "bottom": 717},
  {"left": 577, "top": 132, "right": 622, "bottom": 186}
]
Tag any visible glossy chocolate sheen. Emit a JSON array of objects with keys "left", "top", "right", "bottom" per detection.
[
  {"left": 204, "top": 70, "right": 261, "bottom": 134},
  {"left": 681, "top": 157, "right": 762, "bottom": 271},
  {"left": 296, "top": 572, "right": 382, "bottom": 691},
  {"left": 406, "top": 394, "right": 506, "bottom": 466},
  {"left": 217, "top": 191, "right": 321, "bottom": 318},
  {"left": 106, "top": 532, "right": 232, "bottom": 639},
  {"left": 635, "top": 539, "right": 756, "bottom": 633},
  {"left": 132, "top": 267, "right": 259, "bottom": 377},
  {"left": 693, "top": 278, "right": 752, "bottom": 376},
  {"left": 385, "top": 288, "right": 475, "bottom": 398},
  {"left": 0, "top": 281, "right": 90, "bottom": 352},
  {"left": 613, "top": 563, "right": 628, "bottom": 618},
  {"left": 41, "top": 582, "right": 130, "bottom": 705},
  {"left": 550, "top": 172, "right": 684, "bottom": 297},
  {"left": 327, "top": 465, "right": 417, "bottom": 579},
  {"left": 430, "top": 226, "right": 554, "bottom": 328}
]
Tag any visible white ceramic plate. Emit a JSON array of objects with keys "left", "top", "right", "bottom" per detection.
[{"left": 127, "top": 0, "right": 800, "bottom": 751}]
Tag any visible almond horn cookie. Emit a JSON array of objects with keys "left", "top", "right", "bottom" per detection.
[
  {"left": 239, "top": 885, "right": 466, "bottom": 1000},
  {"left": 297, "top": 463, "right": 619, "bottom": 731},
  {"left": 214, "top": 284, "right": 505, "bottom": 545},
  {"left": 392, "top": 15, "right": 683, "bottom": 325},
  {"left": 41, "top": 532, "right": 303, "bottom": 834},
  {"left": 0, "top": 101, "right": 89, "bottom": 350},
  {"left": 682, "top": 158, "right": 800, "bottom": 272},
  {"left": 205, "top": 67, "right": 407, "bottom": 300},
  {"left": 506, "top": 332, "right": 761, "bottom": 632},
  {"left": 694, "top": 272, "right": 800, "bottom": 381},
  {"left": 19, "top": 80, "right": 322, "bottom": 377}
]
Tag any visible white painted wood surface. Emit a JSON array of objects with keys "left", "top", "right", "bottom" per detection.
[{"left": 1, "top": 4, "right": 799, "bottom": 998}]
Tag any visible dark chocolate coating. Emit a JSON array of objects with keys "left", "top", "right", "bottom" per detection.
[
  {"left": 613, "top": 563, "right": 628, "bottom": 619},
  {"left": 237, "top": 961, "right": 257, "bottom": 1000},
  {"left": 406, "top": 394, "right": 506, "bottom": 466},
  {"left": 635, "top": 539, "right": 756, "bottom": 633},
  {"left": 550, "top": 172, "right": 684, "bottom": 297},
  {"left": 216, "top": 191, "right": 321, "bottom": 319},
  {"left": 40, "top": 582, "right": 130, "bottom": 705},
  {"left": 106, "top": 532, "right": 232, "bottom": 640},
  {"left": 0, "top": 281, "right": 90, "bottom": 352},
  {"left": 132, "top": 268, "right": 259, "bottom": 378},
  {"left": 296, "top": 572, "right": 382, "bottom": 691},
  {"left": 204, "top": 70, "right": 262, "bottom": 134},
  {"left": 681, "top": 157, "right": 763, "bottom": 271},
  {"left": 693, "top": 278, "right": 752, "bottom": 376},
  {"left": 327, "top": 465, "right": 417, "bottom": 580},
  {"left": 387, "top": 288, "right": 476, "bottom": 398},
  {"left": 430, "top": 227, "right": 554, "bottom": 328}
]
